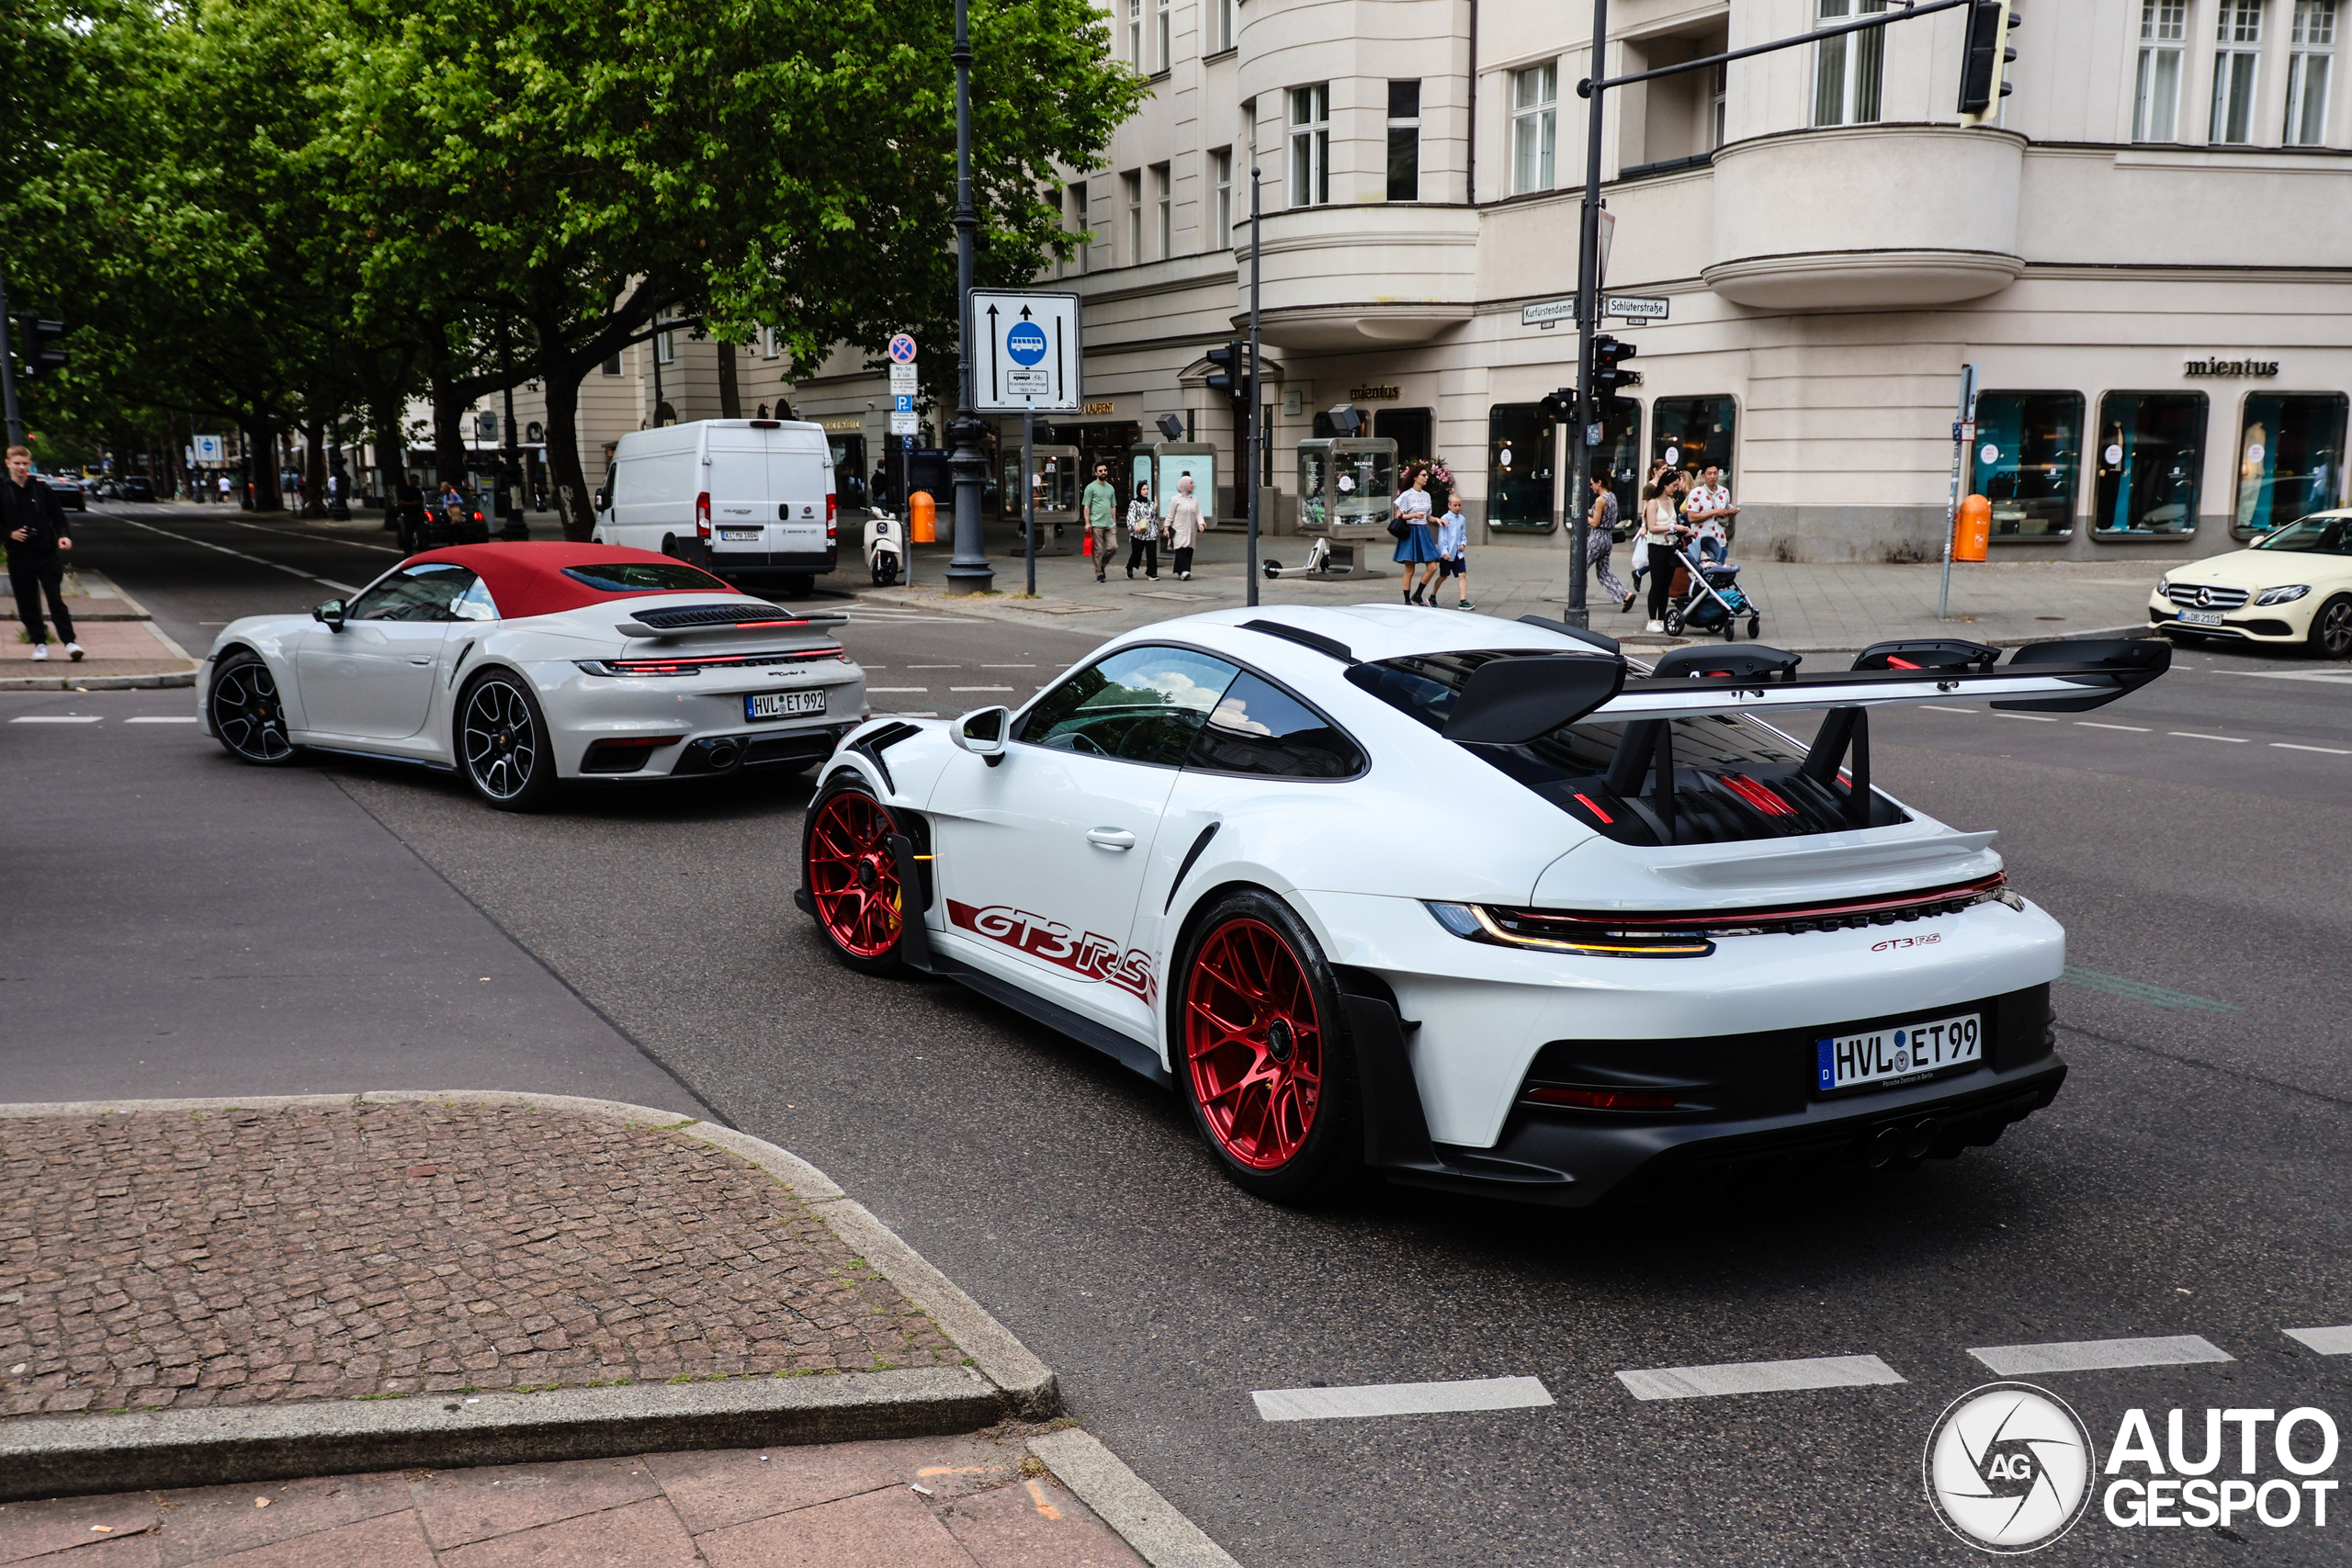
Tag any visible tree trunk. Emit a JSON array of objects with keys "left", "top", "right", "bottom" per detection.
[
  {"left": 368, "top": 385, "right": 406, "bottom": 531},
  {"left": 301, "top": 417, "right": 327, "bottom": 517},
  {"left": 429, "top": 371, "right": 469, "bottom": 489},
  {"left": 718, "top": 341, "right": 741, "bottom": 420},
  {"left": 243, "top": 422, "right": 282, "bottom": 512},
  {"left": 537, "top": 343, "right": 595, "bottom": 542}
]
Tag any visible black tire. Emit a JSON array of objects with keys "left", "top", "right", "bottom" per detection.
[
  {"left": 1663, "top": 608, "right": 1685, "bottom": 636},
  {"left": 2308, "top": 594, "right": 2352, "bottom": 660},
  {"left": 207, "top": 649, "right": 302, "bottom": 766},
  {"left": 456, "top": 669, "right": 560, "bottom": 811},
  {"left": 1723, "top": 619, "right": 1739, "bottom": 641},
  {"left": 1170, "top": 888, "right": 1363, "bottom": 1204},
  {"left": 1747, "top": 616, "right": 1761, "bottom": 638},
  {"left": 802, "top": 776, "right": 915, "bottom": 976}
]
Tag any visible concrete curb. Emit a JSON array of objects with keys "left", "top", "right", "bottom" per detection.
[
  {"left": 0, "top": 1090, "right": 1060, "bottom": 1497},
  {"left": 0, "top": 668, "right": 198, "bottom": 691},
  {"left": 1028, "top": 1429, "right": 1244, "bottom": 1568}
]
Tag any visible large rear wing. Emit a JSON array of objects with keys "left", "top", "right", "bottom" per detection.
[
  {"left": 1445, "top": 636, "right": 2167, "bottom": 742},
  {"left": 615, "top": 601, "right": 850, "bottom": 639}
]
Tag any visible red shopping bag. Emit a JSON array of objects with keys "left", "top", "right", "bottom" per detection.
[{"left": 1081, "top": 528, "right": 1093, "bottom": 558}]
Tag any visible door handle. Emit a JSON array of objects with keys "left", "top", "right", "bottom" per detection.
[
  {"left": 408, "top": 657, "right": 434, "bottom": 665},
  {"left": 1086, "top": 828, "right": 1136, "bottom": 851}
]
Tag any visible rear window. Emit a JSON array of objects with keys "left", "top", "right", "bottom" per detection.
[
  {"left": 1347, "top": 651, "right": 1904, "bottom": 845},
  {"left": 561, "top": 561, "right": 735, "bottom": 593}
]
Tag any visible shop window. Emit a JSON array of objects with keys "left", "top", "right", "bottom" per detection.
[
  {"left": 1486, "top": 403, "right": 1558, "bottom": 530},
  {"left": 1969, "top": 392, "right": 2083, "bottom": 539},
  {"left": 1814, "top": 0, "right": 1888, "bottom": 128},
  {"left": 1596, "top": 400, "right": 1644, "bottom": 533},
  {"left": 1375, "top": 408, "right": 1432, "bottom": 466},
  {"left": 2233, "top": 392, "right": 2347, "bottom": 536},
  {"left": 1651, "top": 397, "right": 1737, "bottom": 483},
  {"left": 2094, "top": 393, "right": 2206, "bottom": 537}
]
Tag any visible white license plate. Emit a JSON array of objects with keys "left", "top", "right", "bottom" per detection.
[
  {"left": 1816, "top": 1012, "right": 1980, "bottom": 1093},
  {"left": 746, "top": 690, "right": 826, "bottom": 720},
  {"left": 2177, "top": 608, "right": 2225, "bottom": 626},
  {"left": 718, "top": 528, "right": 763, "bottom": 542}
]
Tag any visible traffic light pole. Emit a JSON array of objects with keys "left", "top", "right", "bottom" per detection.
[
  {"left": 0, "top": 269, "right": 19, "bottom": 447},
  {"left": 1565, "top": 0, "right": 1611, "bottom": 631},
  {"left": 1247, "top": 164, "right": 1263, "bottom": 609},
  {"left": 944, "top": 0, "right": 992, "bottom": 594}
]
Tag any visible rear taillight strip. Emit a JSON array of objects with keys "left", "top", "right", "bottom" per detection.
[{"left": 575, "top": 647, "right": 844, "bottom": 677}]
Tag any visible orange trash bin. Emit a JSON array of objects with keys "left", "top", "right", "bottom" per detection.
[
  {"left": 1953, "top": 494, "right": 1991, "bottom": 562},
  {"left": 909, "top": 491, "right": 937, "bottom": 544}
]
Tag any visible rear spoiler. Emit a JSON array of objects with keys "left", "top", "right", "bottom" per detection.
[
  {"left": 616, "top": 606, "right": 849, "bottom": 639},
  {"left": 1443, "top": 636, "right": 2168, "bottom": 742}
]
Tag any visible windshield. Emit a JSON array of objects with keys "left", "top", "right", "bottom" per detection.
[
  {"left": 561, "top": 561, "right": 736, "bottom": 593},
  {"left": 1347, "top": 651, "right": 1903, "bottom": 845},
  {"left": 2253, "top": 514, "right": 2352, "bottom": 555}
]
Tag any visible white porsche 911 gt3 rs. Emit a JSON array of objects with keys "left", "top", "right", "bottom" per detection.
[
  {"left": 798, "top": 605, "right": 2168, "bottom": 1206},
  {"left": 198, "top": 543, "right": 866, "bottom": 809}
]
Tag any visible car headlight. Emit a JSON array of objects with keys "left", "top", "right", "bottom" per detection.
[
  {"left": 2255, "top": 584, "right": 2312, "bottom": 606},
  {"left": 2155, "top": 573, "right": 2172, "bottom": 594}
]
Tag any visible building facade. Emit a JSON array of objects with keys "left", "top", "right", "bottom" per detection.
[{"left": 786, "top": 0, "right": 2352, "bottom": 564}]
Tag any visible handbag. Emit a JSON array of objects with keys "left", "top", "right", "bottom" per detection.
[{"left": 1387, "top": 514, "right": 1410, "bottom": 540}]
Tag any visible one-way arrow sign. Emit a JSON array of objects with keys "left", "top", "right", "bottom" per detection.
[{"left": 971, "top": 290, "right": 1080, "bottom": 413}]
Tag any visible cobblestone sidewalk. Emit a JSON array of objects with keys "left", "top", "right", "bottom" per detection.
[
  {"left": 0, "top": 1427, "right": 1146, "bottom": 1567},
  {"left": 0, "top": 1102, "right": 959, "bottom": 1418}
]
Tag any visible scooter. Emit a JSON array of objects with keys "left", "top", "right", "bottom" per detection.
[
  {"left": 865, "top": 509, "right": 905, "bottom": 587},
  {"left": 1261, "top": 536, "right": 1337, "bottom": 580}
]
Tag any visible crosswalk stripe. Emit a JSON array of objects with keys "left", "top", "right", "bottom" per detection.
[
  {"left": 1968, "top": 1335, "right": 2232, "bottom": 1375},
  {"left": 2283, "top": 1325, "right": 2352, "bottom": 1355},
  {"left": 1616, "top": 1355, "right": 1905, "bottom": 1401},
  {"left": 1252, "top": 1376, "right": 1554, "bottom": 1423}
]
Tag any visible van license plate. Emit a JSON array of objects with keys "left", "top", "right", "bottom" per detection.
[
  {"left": 718, "top": 528, "right": 762, "bottom": 542},
  {"left": 2177, "top": 608, "right": 2225, "bottom": 626},
  {"left": 1816, "top": 1013, "right": 1980, "bottom": 1093},
  {"left": 746, "top": 691, "right": 826, "bottom": 720}
]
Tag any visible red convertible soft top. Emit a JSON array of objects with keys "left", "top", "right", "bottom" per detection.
[{"left": 401, "top": 542, "right": 740, "bottom": 621}]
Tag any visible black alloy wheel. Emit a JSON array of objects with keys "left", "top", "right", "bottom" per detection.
[
  {"left": 457, "top": 670, "right": 559, "bottom": 811},
  {"left": 2310, "top": 594, "right": 2352, "bottom": 660},
  {"left": 207, "top": 650, "right": 301, "bottom": 765}
]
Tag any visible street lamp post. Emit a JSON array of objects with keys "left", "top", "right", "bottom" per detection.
[
  {"left": 1564, "top": 0, "right": 1611, "bottom": 632},
  {"left": 944, "top": 0, "right": 993, "bottom": 593},
  {"left": 1246, "top": 165, "right": 1262, "bottom": 608}
]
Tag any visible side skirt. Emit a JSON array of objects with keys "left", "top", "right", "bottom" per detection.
[{"left": 302, "top": 743, "right": 456, "bottom": 773}]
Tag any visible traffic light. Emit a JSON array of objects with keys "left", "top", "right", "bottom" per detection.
[
  {"left": 1590, "top": 335, "right": 1637, "bottom": 398},
  {"left": 1204, "top": 340, "right": 1248, "bottom": 405},
  {"left": 1958, "top": 0, "right": 2018, "bottom": 119},
  {"left": 1538, "top": 387, "right": 1580, "bottom": 424},
  {"left": 16, "top": 316, "right": 67, "bottom": 381}
]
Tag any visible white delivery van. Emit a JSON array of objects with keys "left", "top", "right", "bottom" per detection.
[{"left": 594, "top": 419, "right": 837, "bottom": 592}]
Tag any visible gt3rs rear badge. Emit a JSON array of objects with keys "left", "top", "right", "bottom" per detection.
[{"left": 947, "top": 900, "right": 1158, "bottom": 1005}]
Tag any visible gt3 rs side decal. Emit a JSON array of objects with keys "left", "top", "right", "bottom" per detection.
[{"left": 946, "top": 899, "right": 1158, "bottom": 1006}]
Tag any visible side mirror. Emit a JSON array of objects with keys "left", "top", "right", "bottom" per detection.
[
  {"left": 592, "top": 490, "right": 607, "bottom": 513},
  {"left": 949, "top": 705, "right": 1011, "bottom": 765},
  {"left": 312, "top": 598, "right": 345, "bottom": 631}
]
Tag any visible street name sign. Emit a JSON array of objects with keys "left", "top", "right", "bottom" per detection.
[
  {"left": 1521, "top": 297, "right": 1577, "bottom": 328},
  {"left": 971, "top": 290, "right": 1080, "bottom": 413},
  {"left": 1604, "top": 295, "right": 1669, "bottom": 321}
]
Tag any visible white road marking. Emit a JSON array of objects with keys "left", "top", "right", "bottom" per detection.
[
  {"left": 1616, "top": 1355, "right": 1905, "bottom": 1401},
  {"left": 2075, "top": 721, "right": 2151, "bottom": 732},
  {"left": 980, "top": 662, "right": 1038, "bottom": 668},
  {"left": 1919, "top": 705, "right": 1978, "bottom": 714},
  {"left": 1996, "top": 712, "right": 2060, "bottom": 722},
  {"left": 907, "top": 663, "right": 961, "bottom": 668},
  {"left": 107, "top": 517, "right": 359, "bottom": 593},
  {"left": 2216, "top": 670, "right": 2352, "bottom": 684},
  {"left": 2168, "top": 731, "right": 2248, "bottom": 743},
  {"left": 1968, "top": 1335, "right": 2233, "bottom": 1376},
  {"left": 10, "top": 716, "right": 102, "bottom": 724},
  {"left": 1252, "top": 1376, "right": 1554, "bottom": 1422},
  {"left": 2273, "top": 742, "right": 2352, "bottom": 755},
  {"left": 229, "top": 521, "right": 402, "bottom": 555},
  {"left": 123, "top": 716, "right": 199, "bottom": 724},
  {"left": 950, "top": 686, "right": 1013, "bottom": 693},
  {"left": 865, "top": 687, "right": 930, "bottom": 694},
  {"left": 2284, "top": 1325, "right": 2352, "bottom": 1355}
]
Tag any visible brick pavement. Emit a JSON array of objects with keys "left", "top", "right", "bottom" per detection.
[
  {"left": 0, "top": 1427, "right": 1148, "bottom": 1567},
  {"left": 0, "top": 1104, "right": 959, "bottom": 1418}
]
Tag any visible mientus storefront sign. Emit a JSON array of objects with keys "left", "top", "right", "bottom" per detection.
[{"left": 2185, "top": 356, "right": 2280, "bottom": 378}]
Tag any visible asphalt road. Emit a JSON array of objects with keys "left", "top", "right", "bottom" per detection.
[{"left": 9, "top": 507, "right": 2349, "bottom": 1565}]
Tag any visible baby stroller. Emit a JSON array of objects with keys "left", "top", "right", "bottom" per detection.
[{"left": 1662, "top": 540, "right": 1763, "bottom": 641}]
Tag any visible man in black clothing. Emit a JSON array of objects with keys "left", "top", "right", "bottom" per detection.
[{"left": 4, "top": 446, "right": 82, "bottom": 662}]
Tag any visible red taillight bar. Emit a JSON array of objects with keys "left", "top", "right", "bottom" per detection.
[
  {"left": 825, "top": 491, "right": 837, "bottom": 543},
  {"left": 1503, "top": 873, "right": 2009, "bottom": 935},
  {"left": 1522, "top": 1086, "right": 1681, "bottom": 1111}
]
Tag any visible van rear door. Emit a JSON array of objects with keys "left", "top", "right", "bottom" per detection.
[
  {"left": 707, "top": 433, "right": 770, "bottom": 555},
  {"left": 769, "top": 436, "right": 829, "bottom": 562}
]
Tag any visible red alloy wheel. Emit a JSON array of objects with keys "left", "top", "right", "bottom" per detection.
[
  {"left": 806, "top": 791, "right": 903, "bottom": 959},
  {"left": 1183, "top": 918, "right": 1324, "bottom": 1171}
]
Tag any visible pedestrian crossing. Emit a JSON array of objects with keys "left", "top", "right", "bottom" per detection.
[{"left": 1250, "top": 1323, "right": 2350, "bottom": 1422}]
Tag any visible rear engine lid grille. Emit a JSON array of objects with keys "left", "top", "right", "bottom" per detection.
[{"left": 630, "top": 602, "right": 800, "bottom": 629}]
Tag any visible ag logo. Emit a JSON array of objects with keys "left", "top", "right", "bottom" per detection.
[{"left": 1924, "top": 1382, "right": 2096, "bottom": 1553}]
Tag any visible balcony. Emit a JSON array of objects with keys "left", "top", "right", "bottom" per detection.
[
  {"left": 1237, "top": 203, "right": 1480, "bottom": 352},
  {"left": 1704, "top": 124, "right": 2026, "bottom": 310}
]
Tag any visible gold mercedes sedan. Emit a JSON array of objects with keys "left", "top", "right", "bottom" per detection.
[{"left": 2148, "top": 511, "right": 2352, "bottom": 658}]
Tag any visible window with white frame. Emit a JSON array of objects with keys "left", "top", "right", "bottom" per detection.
[
  {"left": 2135, "top": 0, "right": 2188, "bottom": 140},
  {"left": 1070, "top": 183, "right": 1091, "bottom": 275},
  {"left": 1290, "top": 84, "right": 1329, "bottom": 207},
  {"left": 2287, "top": 0, "right": 2337, "bottom": 143},
  {"left": 1153, "top": 163, "right": 1171, "bottom": 257},
  {"left": 1124, "top": 170, "right": 1143, "bottom": 261},
  {"left": 1814, "top": 0, "right": 1888, "bottom": 127},
  {"left": 1126, "top": 0, "right": 1142, "bottom": 68},
  {"left": 2212, "top": 0, "right": 2264, "bottom": 141},
  {"left": 1155, "top": 0, "right": 1170, "bottom": 71},
  {"left": 1386, "top": 80, "right": 1421, "bottom": 200},
  {"left": 761, "top": 328, "right": 778, "bottom": 359},
  {"left": 1213, "top": 147, "right": 1233, "bottom": 243},
  {"left": 1713, "top": 62, "right": 1728, "bottom": 148},
  {"left": 1211, "top": 0, "right": 1235, "bottom": 53},
  {"left": 1510, "top": 63, "right": 1557, "bottom": 194},
  {"left": 655, "top": 308, "right": 676, "bottom": 365}
]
